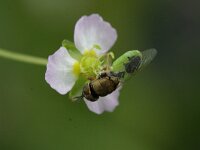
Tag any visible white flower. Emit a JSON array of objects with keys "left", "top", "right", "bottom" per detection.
[
  {"left": 84, "top": 87, "right": 121, "bottom": 114},
  {"left": 45, "top": 14, "right": 119, "bottom": 114}
]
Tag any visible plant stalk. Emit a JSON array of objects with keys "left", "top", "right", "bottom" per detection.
[{"left": 0, "top": 48, "right": 47, "bottom": 66}]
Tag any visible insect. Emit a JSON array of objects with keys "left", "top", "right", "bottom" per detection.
[
  {"left": 112, "top": 48, "right": 157, "bottom": 80},
  {"left": 82, "top": 72, "right": 121, "bottom": 102},
  {"left": 79, "top": 49, "right": 157, "bottom": 102}
]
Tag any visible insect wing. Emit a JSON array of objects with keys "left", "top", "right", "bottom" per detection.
[{"left": 139, "top": 48, "right": 157, "bottom": 70}]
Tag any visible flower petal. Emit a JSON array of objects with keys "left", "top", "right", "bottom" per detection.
[
  {"left": 74, "top": 14, "right": 117, "bottom": 55},
  {"left": 84, "top": 87, "right": 121, "bottom": 114},
  {"left": 45, "top": 47, "right": 77, "bottom": 95}
]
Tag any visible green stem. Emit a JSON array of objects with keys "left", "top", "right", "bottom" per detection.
[{"left": 0, "top": 48, "right": 47, "bottom": 66}]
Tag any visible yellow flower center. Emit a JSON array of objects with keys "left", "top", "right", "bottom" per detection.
[
  {"left": 72, "top": 49, "right": 104, "bottom": 79},
  {"left": 73, "top": 61, "right": 80, "bottom": 76},
  {"left": 80, "top": 50, "right": 102, "bottom": 78},
  {"left": 83, "top": 49, "right": 97, "bottom": 57}
]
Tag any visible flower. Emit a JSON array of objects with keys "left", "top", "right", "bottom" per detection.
[{"left": 45, "top": 14, "right": 120, "bottom": 114}]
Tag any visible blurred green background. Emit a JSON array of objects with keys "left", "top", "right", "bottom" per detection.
[{"left": 0, "top": 0, "right": 199, "bottom": 150}]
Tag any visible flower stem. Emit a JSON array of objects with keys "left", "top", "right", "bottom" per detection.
[{"left": 0, "top": 48, "right": 47, "bottom": 66}]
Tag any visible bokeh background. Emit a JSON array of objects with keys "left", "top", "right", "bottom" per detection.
[{"left": 0, "top": 0, "right": 199, "bottom": 150}]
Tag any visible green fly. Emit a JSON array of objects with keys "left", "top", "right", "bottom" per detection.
[{"left": 111, "top": 48, "right": 157, "bottom": 81}]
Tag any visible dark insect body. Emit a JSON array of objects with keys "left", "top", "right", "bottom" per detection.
[
  {"left": 82, "top": 73, "right": 120, "bottom": 102},
  {"left": 124, "top": 56, "right": 141, "bottom": 73}
]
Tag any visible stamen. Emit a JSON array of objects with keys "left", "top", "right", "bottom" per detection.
[{"left": 83, "top": 50, "right": 97, "bottom": 57}]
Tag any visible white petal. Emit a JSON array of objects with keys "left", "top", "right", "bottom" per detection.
[
  {"left": 74, "top": 14, "right": 117, "bottom": 55},
  {"left": 45, "top": 47, "right": 77, "bottom": 95},
  {"left": 84, "top": 87, "right": 121, "bottom": 114}
]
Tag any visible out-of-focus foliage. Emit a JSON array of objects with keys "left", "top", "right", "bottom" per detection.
[{"left": 0, "top": 0, "right": 199, "bottom": 150}]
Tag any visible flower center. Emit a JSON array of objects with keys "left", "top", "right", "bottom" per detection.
[
  {"left": 73, "top": 61, "right": 80, "bottom": 76},
  {"left": 80, "top": 50, "right": 102, "bottom": 78},
  {"left": 83, "top": 49, "right": 97, "bottom": 57}
]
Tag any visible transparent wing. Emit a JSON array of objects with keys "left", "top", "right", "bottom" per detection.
[{"left": 139, "top": 48, "right": 157, "bottom": 70}]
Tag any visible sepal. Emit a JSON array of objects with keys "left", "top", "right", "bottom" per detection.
[{"left": 62, "top": 40, "right": 82, "bottom": 60}]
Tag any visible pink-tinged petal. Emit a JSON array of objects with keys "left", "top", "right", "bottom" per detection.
[
  {"left": 74, "top": 14, "right": 117, "bottom": 55},
  {"left": 45, "top": 47, "right": 77, "bottom": 95},
  {"left": 84, "top": 87, "right": 121, "bottom": 114}
]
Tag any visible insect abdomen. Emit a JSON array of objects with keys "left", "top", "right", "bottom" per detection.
[
  {"left": 82, "top": 83, "right": 99, "bottom": 102},
  {"left": 91, "top": 77, "right": 119, "bottom": 97}
]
